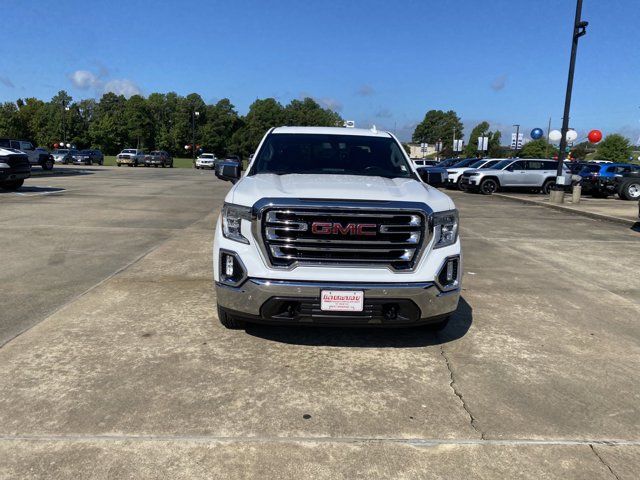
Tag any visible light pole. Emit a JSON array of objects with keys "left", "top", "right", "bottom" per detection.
[
  {"left": 550, "top": 0, "right": 588, "bottom": 204},
  {"left": 192, "top": 110, "right": 200, "bottom": 164},
  {"left": 512, "top": 124, "right": 520, "bottom": 157},
  {"left": 61, "top": 100, "right": 70, "bottom": 144}
]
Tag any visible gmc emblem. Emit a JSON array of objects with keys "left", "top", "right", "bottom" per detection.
[{"left": 311, "top": 222, "right": 377, "bottom": 236}]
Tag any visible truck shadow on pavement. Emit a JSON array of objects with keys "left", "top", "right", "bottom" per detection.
[{"left": 245, "top": 297, "right": 473, "bottom": 348}]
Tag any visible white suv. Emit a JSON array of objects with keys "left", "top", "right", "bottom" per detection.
[
  {"left": 445, "top": 158, "right": 502, "bottom": 189},
  {"left": 195, "top": 153, "right": 217, "bottom": 169},
  {"left": 460, "top": 158, "right": 569, "bottom": 195},
  {"left": 213, "top": 126, "right": 461, "bottom": 330}
]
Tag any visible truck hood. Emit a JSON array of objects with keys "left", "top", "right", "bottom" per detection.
[{"left": 229, "top": 174, "right": 454, "bottom": 211}]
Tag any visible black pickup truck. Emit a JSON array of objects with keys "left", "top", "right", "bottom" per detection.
[{"left": 0, "top": 147, "right": 30, "bottom": 190}]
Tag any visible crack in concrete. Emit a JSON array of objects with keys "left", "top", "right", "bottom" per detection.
[
  {"left": 439, "top": 345, "right": 485, "bottom": 440},
  {"left": 590, "top": 445, "right": 621, "bottom": 480},
  {"left": 0, "top": 435, "right": 638, "bottom": 446}
]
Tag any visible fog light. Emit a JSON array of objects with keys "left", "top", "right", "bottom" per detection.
[
  {"left": 219, "top": 250, "right": 247, "bottom": 286},
  {"left": 225, "top": 255, "right": 234, "bottom": 276},
  {"left": 437, "top": 256, "right": 460, "bottom": 291}
]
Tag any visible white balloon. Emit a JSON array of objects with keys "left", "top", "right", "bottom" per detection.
[
  {"left": 549, "top": 130, "right": 562, "bottom": 142},
  {"left": 566, "top": 129, "right": 578, "bottom": 142}
]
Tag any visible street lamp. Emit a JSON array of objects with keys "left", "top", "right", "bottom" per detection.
[
  {"left": 192, "top": 110, "right": 200, "bottom": 163},
  {"left": 550, "top": 0, "right": 588, "bottom": 204},
  {"left": 61, "top": 101, "right": 70, "bottom": 144}
]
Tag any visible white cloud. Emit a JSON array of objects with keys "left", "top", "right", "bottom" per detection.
[
  {"left": 102, "top": 79, "right": 142, "bottom": 98},
  {"left": 375, "top": 108, "right": 393, "bottom": 119},
  {"left": 317, "top": 97, "right": 343, "bottom": 112},
  {"left": 491, "top": 74, "right": 507, "bottom": 92},
  {"left": 0, "top": 75, "right": 15, "bottom": 88},
  {"left": 356, "top": 84, "right": 375, "bottom": 96},
  {"left": 69, "top": 70, "right": 101, "bottom": 89}
]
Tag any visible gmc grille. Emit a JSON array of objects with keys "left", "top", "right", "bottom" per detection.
[{"left": 259, "top": 207, "right": 429, "bottom": 271}]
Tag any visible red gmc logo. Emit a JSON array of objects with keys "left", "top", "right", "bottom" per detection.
[{"left": 311, "top": 222, "right": 377, "bottom": 236}]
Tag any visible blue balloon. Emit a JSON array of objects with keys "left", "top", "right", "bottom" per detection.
[{"left": 530, "top": 128, "right": 544, "bottom": 140}]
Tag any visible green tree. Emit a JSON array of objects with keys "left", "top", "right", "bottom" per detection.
[
  {"left": 464, "top": 121, "right": 489, "bottom": 156},
  {"left": 199, "top": 99, "right": 242, "bottom": 156},
  {"left": 283, "top": 97, "right": 342, "bottom": 127},
  {"left": 230, "top": 98, "right": 285, "bottom": 158},
  {"left": 487, "top": 131, "right": 502, "bottom": 157},
  {"left": 412, "top": 110, "right": 463, "bottom": 156},
  {"left": 89, "top": 92, "right": 128, "bottom": 154},
  {"left": 518, "top": 138, "right": 553, "bottom": 158},
  {"left": 595, "top": 134, "right": 632, "bottom": 162},
  {"left": 570, "top": 141, "right": 591, "bottom": 160}
]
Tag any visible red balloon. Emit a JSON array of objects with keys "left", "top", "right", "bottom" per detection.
[
  {"left": 54, "top": 143, "right": 59, "bottom": 148},
  {"left": 588, "top": 130, "right": 602, "bottom": 143}
]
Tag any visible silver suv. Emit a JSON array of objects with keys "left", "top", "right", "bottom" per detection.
[{"left": 460, "top": 158, "right": 569, "bottom": 195}]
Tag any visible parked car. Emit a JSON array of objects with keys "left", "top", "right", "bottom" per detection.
[
  {"left": 445, "top": 158, "right": 503, "bottom": 190},
  {"left": 73, "top": 149, "right": 104, "bottom": 166},
  {"left": 411, "top": 158, "right": 438, "bottom": 168},
  {"left": 116, "top": 149, "right": 145, "bottom": 167},
  {"left": 579, "top": 163, "right": 640, "bottom": 198},
  {"left": 213, "top": 126, "right": 460, "bottom": 330},
  {"left": 195, "top": 153, "right": 217, "bottom": 169},
  {"left": 436, "top": 158, "right": 465, "bottom": 168},
  {"left": 461, "top": 158, "right": 569, "bottom": 195},
  {"left": 0, "top": 139, "right": 54, "bottom": 170},
  {"left": 416, "top": 165, "right": 448, "bottom": 187},
  {"left": 144, "top": 150, "right": 173, "bottom": 168},
  {"left": 52, "top": 148, "right": 79, "bottom": 164},
  {"left": 0, "top": 147, "right": 30, "bottom": 190}
]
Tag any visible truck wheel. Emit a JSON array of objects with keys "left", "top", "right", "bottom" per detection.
[
  {"left": 479, "top": 178, "right": 498, "bottom": 195},
  {"left": 619, "top": 181, "right": 640, "bottom": 200},
  {"left": 217, "top": 305, "right": 246, "bottom": 330},
  {"left": 457, "top": 177, "right": 467, "bottom": 191},
  {"left": 42, "top": 158, "right": 54, "bottom": 170},
  {"left": 542, "top": 179, "right": 556, "bottom": 195},
  {"left": 0, "top": 179, "right": 24, "bottom": 191}
]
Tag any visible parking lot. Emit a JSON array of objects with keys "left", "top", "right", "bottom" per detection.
[{"left": 1, "top": 167, "right": 639, "bottom": 478}]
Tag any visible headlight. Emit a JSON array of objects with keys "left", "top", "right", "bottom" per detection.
[
  {"left": 222, "top": 203, "right": 252, "bottom": 244},
  {"left": 0, "top": 162, "right": 9, "bottom": 168},
  {"left": 433, "top": 209, "right": 459, "bottom": 249}
]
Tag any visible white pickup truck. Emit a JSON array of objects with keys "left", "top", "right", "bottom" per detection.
[{"left": 213, "top": 127, "right": 461, "bottom": 330}]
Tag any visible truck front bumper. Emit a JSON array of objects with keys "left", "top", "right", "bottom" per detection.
[{"left": 216, "top": 277, "right": 460, "bottom": 327}]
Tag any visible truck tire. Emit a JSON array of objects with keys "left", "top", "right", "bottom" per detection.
[
  {"left": 457, "top": 177, "right": 466, "bottom": 191},
  {"left": 542, "top": 179, "right": 556, "bottom": 195},
  {"left": 217, "top": 305, "right": 246, "bottom": 330},
  {"left": 0, "top": 179, "right": 24, "bottom": 191},
  {"left": 619, "top": 180, "right": 640, "bottom": 201},
  {"left": 479, "top": 178, "right": 498, "bottom": 195}
]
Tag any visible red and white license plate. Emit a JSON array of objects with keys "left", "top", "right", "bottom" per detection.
[{"left": 320, "top": 290, "right": 364, "bottom": 312}]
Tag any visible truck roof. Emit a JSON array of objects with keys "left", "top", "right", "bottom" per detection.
[{"left": 271, "top": 126, "right": 392, "bottom": 138}]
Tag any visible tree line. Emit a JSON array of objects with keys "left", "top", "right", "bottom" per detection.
[
  {"left": 0, "top": 91, "right": 342, "bottom": 158},
  {"left": 412, "top": 109, "right": 636, "bottom": 162}
]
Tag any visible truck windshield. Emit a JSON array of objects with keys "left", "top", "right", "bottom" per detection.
[{"left": 250, "top": 133, "right": 414, "bottom": 178}]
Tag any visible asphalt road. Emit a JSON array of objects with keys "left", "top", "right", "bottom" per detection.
[{"left": 0, "top": 167, "right": 638, "bottom": 479}]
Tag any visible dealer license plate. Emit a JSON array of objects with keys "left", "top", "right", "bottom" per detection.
[{"left": 320, "top": 290, "right": 364, "bottom": 312}]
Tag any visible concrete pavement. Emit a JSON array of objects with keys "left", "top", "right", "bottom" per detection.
[{"left": 0, "top": 170, "right": 638, "bottom": 478}]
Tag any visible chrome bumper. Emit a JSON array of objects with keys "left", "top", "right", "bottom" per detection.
[{"left": 216, "top": 278, "right": 460, "bottom": 324}]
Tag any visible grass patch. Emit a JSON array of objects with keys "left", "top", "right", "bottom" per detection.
[{"left": 104, "top": 156, "right": 195, "bottom": 168}]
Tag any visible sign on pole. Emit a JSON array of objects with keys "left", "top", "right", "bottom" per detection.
[
  {"left": 477, "top": 136, "right": 489, "bottom": 151},
  {"left": 510, "top": 133, "right": 524, "bottom": 150}
]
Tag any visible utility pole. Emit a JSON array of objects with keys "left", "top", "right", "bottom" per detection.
[
  {"left": 512, "top": 124, "right": 520, "bottom": 157},
  {"left": 550, "top": 0, "right": 588, "bottom": 204},
  {"left": 545, "top": 117, "right": 552, "bottom": 158},
  {"left": 192, "top": 109, "right": 200, "bottom": 165}
]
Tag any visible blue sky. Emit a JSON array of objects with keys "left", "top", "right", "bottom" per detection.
[{"left": 1, "top": 0, "right": 639, "bottom": 143}]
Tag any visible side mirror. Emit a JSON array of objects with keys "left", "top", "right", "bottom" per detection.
[{"left": 216, "top": 161, "right": 241, "bottom": 183}]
